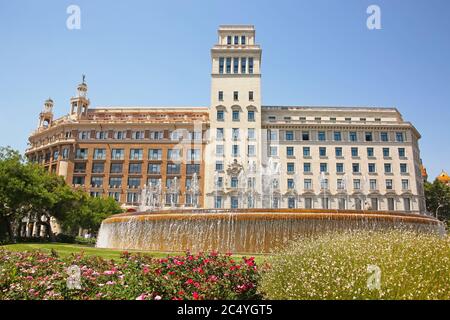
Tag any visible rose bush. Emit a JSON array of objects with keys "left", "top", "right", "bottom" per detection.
[{"left": 0, "top": 249, "right": 262, "bottom": 300}]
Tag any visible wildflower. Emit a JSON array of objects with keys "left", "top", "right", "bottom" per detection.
[
  {"left": 193, "top": 292, "right": 200, "bottom": 300},
  {"left": 136, "top": 294, "right": 147, "bottom": 300},
  {"left": 154, "top": 295, "right": 162, "bottom": 300}
]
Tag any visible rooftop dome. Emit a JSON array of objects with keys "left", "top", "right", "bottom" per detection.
[{"left": 437, "top": 170, "right": 450, "bottom": 184}]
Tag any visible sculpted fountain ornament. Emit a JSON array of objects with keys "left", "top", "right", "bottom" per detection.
[{"left": 97, "top": 158, "right": 446, "bottom": 253}]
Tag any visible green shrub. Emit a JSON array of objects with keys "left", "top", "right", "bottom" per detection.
[
  {"left": 259, "top": 230, "right": 450, "bottom": 300},
  {"left": 74, "top": 236, "right": 97, "bottom": 246}
]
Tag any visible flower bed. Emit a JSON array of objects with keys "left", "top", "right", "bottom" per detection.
[{"left": 0, "top": 250, "right": 261, "bottom": 300}]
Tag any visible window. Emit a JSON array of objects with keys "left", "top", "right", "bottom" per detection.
[
  {"left": 129, "top": 163, "right": 142, "bottom": 174},
  {"left": 216, "top": 177, "right": 223, "bottom": 188},
  {"left": 304, "top": 163, "right": 311, "bottom": 172},
  {"left": 335, "top": 147, "right": 343, "bottom": 157},
  {"left": 396, "top": 132, "right": 404, "bottom": 142},
  {"left": 130, "top": 149, "right": 143, "bottom": 160},
  {"left": 334, "top": 131, "right": 342, "bottom": 141},
  {"left": 215, "top": 161, "right": 224, "bottom": 172},
  {"left": 219, "top": 57, "right": 224, "bottom": 74},
  {"left": 215, "top": 196, "right": 222, "bottom": 209},
  {"left": 384, "top": 163, "right": 392, "bottom": 173},
  {"left": 93, "top": 148, "right": 106, "bottom": 160},
  {"left": 380, "top": 132, "right": 389, "bottom": 142},
  {"left": 349, "top": 132, "right": 357, "bottom": 142},
  {"left": 320, "top": 163, "right": 328, "bottom": 173},
  {"left": 288, "top": 197, "right": 296, "bottom": 208},
  {"left": 232, "top": 110, "right": 240, "bottom": 121},
  {"left": 248, "top": 128, "right": 255, "bottom": 140},
  {"left": 287, "top": 179, "right": 295, "bottom": 189},
  {"left": 96, "top": 131, "right": 107, "bottom": 140},
  {"left": 241, "top": 57, "right": 246, "bottom": 73},
  {"left": 79, "top": 131, "right": 90, "bottom": 140},
  {"left": 302, "top": 131, "right": 310, "bottom": 141},
  {"left": 304, "top": 179, "right": 312, "bottom": 190},
  {"left": 388, "top": 198, "right": 395, "bottom": 211},
  {"left": 109, "top": 177, "right": 122, "bottom": 188},
  {"left": 386, "top": 179, "right": 393, "bottom": 190},
  {"left": 226, "top": 57, "right": 231, "bottom": 73},
  {"left": 218, "top": 91, "right": 223, "bottom": 101},
  {"left": 72, "top": 176, "right": 85, "bottom": 185},
  {"left": 352, "top": 163, "right": 360, "bottom": 173},
  {"left": 148, "top": 163, "right": 161, "bottom": 174},
  {"left": 114, "top": 131, "right": 126, "bottom": 140},
  {"left": 319, "top": 147, "right": 327, "bottom": 157},
  {"left": 287, "top": 163, "right": 295, "bottom": 173},
  {"left": 248, "top": 57, "right": 254, "bottom": 73},
  {"left": 353, "top": 179, "right": 361, "bottom": 190},
  {"left": 92, "top": 162, "right": 104, "bottom": 174},
  {"left": 398, "top": 148, "right": 406, "bottom": 158},
  {"left": 248, "top": 91, "right": 254, "bottom": 101},
  {"left": 269, "top": 146, "right": 278, "bottom": 157},
  {"left": 188, "top": 149, "right": 201, "bottom": 162},
  {"left": 170, "top": 130, "right": 181, "bottom": 141},
  {"left": 287, "top": 147, "right": 294, "bottom": 157},
  {"left": 127, "top": 192, "right": 139, "bottom": 204},
  {"left": 285, "top": 131, "right": 294, "bottom": 141},
  {"left": 231, "top": 196, "right": 239, "bottom": 209},
  {"left": 75, "top": 148, "right": 88, "bottom": 160},
  {"left": 368, "top": 163, "right": 376, "bottom": 173},
  {"left": 149, "top": 149, "right": 162, "bottom": 160},
  {"left": 338, "top": 198, "right": 346, "bottom": 210},
  {"left": 403, "top": 198, "right": 411, "bottom": 211},
  {"left": 110, "top": 163, "right": 123, "bottom": 174},
  {"left": 132, "top": 131, "right": 144, "bottom": 140},
  {"left": 351, "top": 147, "right": 359, "bottom": 157},
  {"left": 150, "top": 131, "right": 163, "bottom": 140},
  {"left": 337, "top": 179, "right": 345, "bottom": 190},
  {"left": 232, "top": 145, "right": 240, "bottom": 157},
  {"left": 318, "top": 131, "right": 326, "bottom": 141},
  {"left": 186, "top": 164, "right": 200, "bottom": 175},
  {"left": 369, "top": 179, "right": 377, "bottom": 190},
  {"left": 231, "top": 177, "right": 238, "bottom": 188},
  {"left": 53, "top": 150, "right": 59, "bottom": 161},
  {"left": 400, "top": 164, "right": 408, "bottom": 174},
  {"left": 248, "top": 110, "right": 255, "bottom": 121},
  {"left": 355, "top": 198, "right": 362, "bottom": 210},
  {"left": 371, "top": 198, "right": 378, "bottom": 211},
  {"left": 305, "top": 198, "right": 313, "bottom": 209},
  {"left": 233, "top": 58, "right": 239, "bottom": 73},
  {"left": 217, "top": 110, "right": 224, "bottom": 121},
  {"left": 91, "top": 176, "right": 103, "bottom": 188},
  {"left": 367, "top": 148, "right": 374, "bottom": 157},
  {"left": 62, "top": 148, "right": 69, "bottom": 160},
  {"left": 227, "top": 36, "right": 231, "bottom": 45},
  {"left": 234, "top": 35, "right": 239, "bottom": 45},
  {"left": 365, "top": 132, "right": 373, "bottom": 142},
  {"left": 268, "top": 130, "right": 278, "bottom": 141},
  {"left": 74, "top": 162, "right": 86, "bottom": 173},
  {"left": 241, "top": 35, "right": 246, "bottom": 45},
  {"left": 168, "top": 149, "right": 182, "bottom": 161},
  {"left": 336, "top": 163, "right": 344, "bottom": 173},
  {"left": 216, "top": 128, "right": 224, "bottom": 140},
  {"left": 167, "top": 163, "right": 180, "bottom": 175},
  {"left": 233, "top": 91, "right": 239, "bottom": 101},
  {"left": 247, "top": 145, "right": 256, "bottom": 157},
  {"left": 383, "top": 148, "right": 390, "bottom": 157},
  {"left": 321, "top": 198, "right": 329, "bottom": 209},
  {"left": 232, "top": 128, "right": 240, "bottom": 140},
  {"left": 111, "top": 149, "right": 124, "bottom": 160},
  {"left": 303, "top": 147, "right": 310, "bottom": 157}
]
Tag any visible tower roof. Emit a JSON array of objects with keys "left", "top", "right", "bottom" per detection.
[{"left": 437, "top": 170, "right": 450, "bottom": 184}]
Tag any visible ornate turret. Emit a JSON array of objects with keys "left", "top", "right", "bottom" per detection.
[
  {"left": 70, "top": 75, "right": 90, "bottom": 118},
  {"left": 437, "top": 170, "right": 450, "bottom": 185},
  {"left": 38, "top": 98, "right": 54, "bottom": 129}
]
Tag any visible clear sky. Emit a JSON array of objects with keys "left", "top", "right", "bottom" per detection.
[{"left": 0, "top": 0, "right": 449, "bottom": 179}]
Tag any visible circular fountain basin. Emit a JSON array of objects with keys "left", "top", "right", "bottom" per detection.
[{"left": 96, "top": 209, "right": 445, "bottom": 254}]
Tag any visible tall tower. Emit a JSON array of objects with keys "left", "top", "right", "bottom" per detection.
[
  {"left": 38, "top": 98, "right": 54, "bottom": 129},
  {"left": 205, "top": 25, "right": 263, "bottom": 209},
  {"left": 70, "top": 75, "right": 90, "bottom": 119}
]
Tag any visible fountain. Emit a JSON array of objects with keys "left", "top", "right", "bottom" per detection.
[{"left": 96, "top": 159, "right": 446, "bottom": 254}]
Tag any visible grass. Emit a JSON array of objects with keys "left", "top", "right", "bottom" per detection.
[
  {"left": 1, "top": 243, "right": 267, "bottom": 264},
  {"left": 259, "top": 230, "right": 450, "bottom": 300}
]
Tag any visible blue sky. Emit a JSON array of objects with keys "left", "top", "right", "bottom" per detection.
[{"left": 0, "top": 0, "right": 449, "bottom": 179}]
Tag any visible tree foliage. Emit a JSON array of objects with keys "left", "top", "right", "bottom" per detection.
[
  {"left": 424, "top": 179, "right": 450, "bottom": 225},
  {"left": 0, "top": 146, "right": 123, "bottom": 243}
]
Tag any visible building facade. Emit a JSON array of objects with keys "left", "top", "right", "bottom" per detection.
[{"left": 26, "top": 25, "right": 426, "bottom": 213}]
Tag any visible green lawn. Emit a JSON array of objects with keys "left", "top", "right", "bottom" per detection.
[{"left": 1, "top": 243, "right": 267, "bottom": 264}]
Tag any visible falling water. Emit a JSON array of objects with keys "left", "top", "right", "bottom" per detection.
[{"left": 96, "top": 210, "right": 446, "bottom": 254}]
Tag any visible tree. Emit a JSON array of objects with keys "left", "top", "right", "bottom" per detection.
[{"left": 424, "top": 179, "right": 450, "bottom": 225}]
